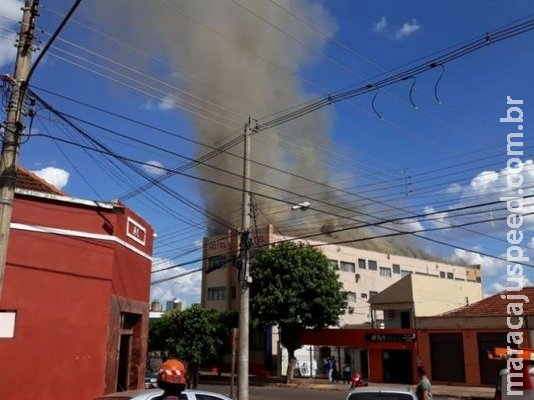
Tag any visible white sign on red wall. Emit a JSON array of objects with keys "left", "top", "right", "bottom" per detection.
[{"left": 127, "top": 217, "right": 146, "bottom": 246}]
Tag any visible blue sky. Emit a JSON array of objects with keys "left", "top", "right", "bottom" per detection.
[{"left": 1, "top": 0, "right": 533, "bottom": 306}]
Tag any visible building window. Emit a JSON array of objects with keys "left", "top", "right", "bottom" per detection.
[
  {"left": 401, "top": 270, "right": 412, "bottom": 277},
  {"left": 358, "top": 258, "right": 366, "bottom": 269},
  {"left": 207, "top": 287, "right": 226, "bottom": 301},
  {"left": 447, "top": 272, "right": 454, "bottom": 280},
  {"left": 347, "top": 292, "right": 357, "bottom": 302},
  {"left": 368, "top": 260, "right": 378, "bottom": 271},
  {"left": 346, "top": 292, "right": 357, "bottom": 302},
  {"left": 379, "top": 267, "right": 392, "bottom": 278},
  {"left": 361, "top": 293, "right": 368, "bottom": 299},
  {"left": 328, "top": 259, "right": 338, "bottom": 269},
  {"left": 340, "top": 261, "right": 356, "bottom": 273},
  {"left": 392, "top": 264, "right": 400, "bottom": 274},
  {"left": 207, "top": 255, "right": 227, "bottom": 272},
  {"left": 369, "top": 291, "right": 378, "bottom": 298},
  {"left": 476, "top": 276, "right": 481, "bottom": 283},
  {"left": 439, "top": 271, "right": 446, "bottom": 278}
]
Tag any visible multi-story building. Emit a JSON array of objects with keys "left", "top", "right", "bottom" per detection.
[
  {"left": 201, "top": 224, "right": 483, "bottom": 376},
  {"left": 201, "top": 224, "right": 482, "bottom": 325}
]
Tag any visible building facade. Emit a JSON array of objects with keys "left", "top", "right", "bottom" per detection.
[
  {"left": 416, "top": 287, "right": 534, "bottom": 386},
  {"left": 201, "top": 224, "right": 482, "bottom": 376},
  {"left": 0, "top": 169, "right": 154, "bottom": 400},
  {"left": 202, "top": 224, "right": 482, "bottom": 324}
]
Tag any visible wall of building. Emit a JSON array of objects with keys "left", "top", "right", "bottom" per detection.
[
  {"left": 411, "top": 275, "right": 483, "bottom": 317},
  {"left": 201, "top": 225, "right": 481, "bottom": 327},
  {"left": 300, "top": 239, "right": 480, "bottom": 326},
  {"left": 417, "top": 328, "right": 531, "bottom": 386},
  {"left": 0, "top": 195, "right": 153, "bottom": 400}
]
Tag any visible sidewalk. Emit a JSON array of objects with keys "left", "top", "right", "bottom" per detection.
[{"left": 200, "top": 373, "right": 495, "bottom": 399}]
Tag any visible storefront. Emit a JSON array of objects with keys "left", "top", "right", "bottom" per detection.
[{"left": 302, "top": 328, "right": 418, "bottom": 383}]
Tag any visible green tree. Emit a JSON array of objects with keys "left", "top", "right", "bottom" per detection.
[
  {"left": 250, "top": 241, "right": 347, "bottom": 383},
  {"left": 148, "top": 305, "right": 225, "bottom": 388}
]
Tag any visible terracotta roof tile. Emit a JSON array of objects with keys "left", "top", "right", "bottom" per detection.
[
  {"left": 15, "top": 167, "right": 65, "bottom": 196},
  {"left": 441, "top": 286, "right": 534, "bottom": 317}
]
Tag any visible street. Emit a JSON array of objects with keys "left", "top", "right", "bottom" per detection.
[{"left": 197, "top": 383, "right": 457, "bottom": 400}]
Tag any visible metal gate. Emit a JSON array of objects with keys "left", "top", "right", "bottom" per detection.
[{"left": 430, "top": 333, "right": 466, "bottom": 382}]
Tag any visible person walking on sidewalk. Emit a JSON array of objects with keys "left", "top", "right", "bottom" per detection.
[
  {"left": 415, "top": 367, "right": 432, "bottom": 400},
  {"left": 326, "top": 357, "right": 334, "bottom": 383},
  {"left": 342, "top": 363, "right": 351, "bottom": 384}
]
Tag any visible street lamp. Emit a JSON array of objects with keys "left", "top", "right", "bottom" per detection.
[{"left": 291, "top": 201, "right": 310, "bottom": 211}]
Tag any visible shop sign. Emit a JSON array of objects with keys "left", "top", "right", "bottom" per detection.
[{"left": 365, "top": 333, "right": 416, "bottom": 343}]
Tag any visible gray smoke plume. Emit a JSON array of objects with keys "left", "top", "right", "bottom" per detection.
[{"left": 90, "top": 0, "right": 429, "bottom": 258}]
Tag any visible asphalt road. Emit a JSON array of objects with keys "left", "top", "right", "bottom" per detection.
[
  {"left": 196, "top": 383, "right": 457, "bottom": 400},
  {"left": 198, "top": 383, "right": 347, "bottom": 400}
]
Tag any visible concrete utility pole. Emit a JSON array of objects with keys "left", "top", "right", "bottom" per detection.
[
  {"left": 0, "top": 0, "right": 39, "bottom": 300},
  {"left": 238, "top": 119, "right": 252, "bottom": 400}
]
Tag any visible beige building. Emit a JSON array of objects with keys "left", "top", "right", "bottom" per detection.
[
  {"left": 369, "top": 274, "right": 483, "bottom": 329},
  {"left": 201, "top": 224, "right": 482, "bottom": 327}
]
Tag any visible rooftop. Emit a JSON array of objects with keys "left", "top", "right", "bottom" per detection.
[
  {"left": 15, "top": 167, "right": 64, "bottom": 196},
  {"left": 440, "top": 286, "right": 534, "bottom": 317}
]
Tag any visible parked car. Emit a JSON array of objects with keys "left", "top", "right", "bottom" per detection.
[
  {"left": 346, "top": 387, "right": 418, "bottom": 400},
  {"left": 144, "top": 371, "right": 157, "bottom": 389},
  {"left": 494, "top": 367, "right": 534, "bottom": 400},
  {"left": 97, "top": 388, "right": 233, "bottom": 400}
]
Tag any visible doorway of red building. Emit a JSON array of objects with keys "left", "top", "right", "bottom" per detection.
[{"left": 382, "top": 350, "right": 412, "bottom": 383}]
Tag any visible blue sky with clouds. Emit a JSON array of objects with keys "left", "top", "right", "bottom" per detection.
[{"left": 1, "top": 0, "right": 533, "bottom": 305}]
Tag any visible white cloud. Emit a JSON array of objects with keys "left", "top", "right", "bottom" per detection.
[
  {"left": 157, "top": 94, "right": 176, "bottom": 110},
  {"left": 390, "top": 218, "right": 424, "bottom": 232},
  {"left": 31, "top": 166, "right": 69, "bottom": 190},
  {"left": 485, "top": 281, "right": 505, "bottom": 297},
  {"left": 142, "top": 160, "right": 164, "bottom": 176},
  {"left": 0, "top": 0, "right": 23, "bottom": 67},
  {"left": 423, "top": 205, "right": 449, "bottom": 228},
  {"left": 150, "top": 257, "right": 202, "bottom": 305},
  {"left": 373, "top": 16, "right": 388, "bottom": 33},
  {"left": 450, "top": 248, "right": 499, "bottom": 276},
  {"left": 395, "top": 19, "right": 421, "bottom": 40},
  {"left": 0, "top": 0, "right": 22, "bottom": 21},
  {"left": 446, "top": 183, "right": 462, "bottom": 194},
  {"left": 484, "top": 274, "right": 533, "bottom": 298},
  {"left": 142, "top": 95, "right": 177, "bottom": 111},
  {"left": 436, "top": 159, "right": 534, "bottom": 232},
  {"left": 470, "top": 170, "right": 500, "bottom": 193}
]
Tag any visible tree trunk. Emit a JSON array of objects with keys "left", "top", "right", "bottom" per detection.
[
  {"left": 187, "top": 363, "right": 199, "bottom": 389},
  {"left": 286, "top": 349, "right": 297, "bottom": 384}
]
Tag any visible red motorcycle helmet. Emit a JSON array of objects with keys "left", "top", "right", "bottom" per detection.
[{"left": 157, "top": 359, "right": 187, "bottom": 385}]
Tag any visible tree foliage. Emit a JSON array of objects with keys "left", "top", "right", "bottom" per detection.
[
  {"left": 250, "top": 241, "right": 347, "bottom": 382},
  {"left": 148, "top": 305, "right": 237, "bottom": 388}
]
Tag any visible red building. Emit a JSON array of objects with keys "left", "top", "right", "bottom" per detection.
[
  {"left": 302, "top": 288, "right": 534, "bottom": 387},
  {"left": 0, "top": 168, "right": 154, "bottom": 400}
]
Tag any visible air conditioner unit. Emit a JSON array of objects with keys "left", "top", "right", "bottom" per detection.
[{"left": 348, "top": 306, "right": 354, "bottom": 314}]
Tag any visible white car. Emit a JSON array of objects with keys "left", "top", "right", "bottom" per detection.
[
  {"left": 97, "top": 388, "right": 233, "bottom": 400},
  {"left": 346, "top": 387, "right": 418, "bottom": 400},
  {"left": 494, "top": 367, "right": 534, "bottom": 400}
]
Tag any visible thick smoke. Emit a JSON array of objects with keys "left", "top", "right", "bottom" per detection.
[{"left": 91, "top": 0, "right": 428, "bottom": 257}]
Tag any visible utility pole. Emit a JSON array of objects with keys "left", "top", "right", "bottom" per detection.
[
  {"left": 238, "top": 119, "right": 252, "bottom": 400},
  {"left": 0, "top": 0, "right": 39, "bottom": 300}
]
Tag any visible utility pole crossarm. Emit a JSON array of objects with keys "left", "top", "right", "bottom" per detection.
[{"left": 0, "top": 0, "right": 39, "bottom": 300}]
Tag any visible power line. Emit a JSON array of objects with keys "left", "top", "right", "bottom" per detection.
[{"left": 255, "top": 19, "right": 534, "bottom": 132}]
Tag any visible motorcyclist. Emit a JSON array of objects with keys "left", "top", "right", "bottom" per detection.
[{"left": 155, "top": 359, "right": 187, "bottom": 400}]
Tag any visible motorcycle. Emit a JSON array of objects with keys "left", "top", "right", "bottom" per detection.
[{"left": 350, "top": 373, "right": 368, "bottom": 389}]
